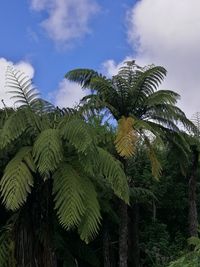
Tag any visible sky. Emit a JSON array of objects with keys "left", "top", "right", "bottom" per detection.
[{"left": 0, "top": 0, "right": 200, "bottom": 117}]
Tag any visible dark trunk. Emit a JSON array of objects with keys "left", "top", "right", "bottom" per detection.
[
  {"left": 188, "top": 145, "right": 199, "bottom": 238},
  {"left": 14, "top": 180, "right": 57, "bottom": 267},
  {"left": 119, "top": 199, "right": 128, "bottom": 267},
  {"left": 15, "top": 221, "right": 57, "bottom": 267},
  {"left": 129, "top": 203, "right": 140, "bottom": 267},
  {"left": 103, "top": 224, "right": 112, "bottom": 267}
]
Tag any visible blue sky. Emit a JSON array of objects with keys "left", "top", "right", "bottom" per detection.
[
  {"left": 0, "top": 0, "right": 136, "bottom": 103},
  {"left": 0, "top": 0, "right": 200, "bottom": 116}
]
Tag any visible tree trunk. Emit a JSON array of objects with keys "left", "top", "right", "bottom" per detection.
[
  {"left": 103, "top": 224, "right": 112, "bottom": 267},
  {"left": 129, "top": 203, "right": 140, "bottom": 267},
  {"left": 119, "top": 199, "right": 128, "bottom": 267},
  {"left": 188, "top": 145, "right": 199, "bottom": 238},
  {"left": 14, "top": 180, "right": 57, "bottom": 267}
]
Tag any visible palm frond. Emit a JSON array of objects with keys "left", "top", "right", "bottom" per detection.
[
  {"left": 33, "top": 129, "right": 63, "bottom": 176},
  {"left": 0, "top": 147, "right": 35, "bottom": 210}
]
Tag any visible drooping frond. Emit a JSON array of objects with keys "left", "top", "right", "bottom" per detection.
[
  {"left": 115, "top": 116, "right": 138, "bottom": 157},
  {"left": 145, "top": 90, "right": 180, "bottom": 106},
  {"left": 191, "top": 112, "right": 200, "bottom": 137},
  {"left": 0, "top": 147, "right": 35, "bottom": 210},
  {"left": 53, "top": 164, "right": 86, "bottom": 229},
  {"left": 33, "top": 129, "right": 63, "bottom": 176},
  {"left": 96, "top": 147, "right": 129, "bottom": 203},
  {"left": 127, "top": 65, "right": 167, "bottom": 110},
  {"left": 0, "top": 108, "right": 46, "bottom": 149},
  {"left": 133, "top": 65, "right": 166, "bottom": 94},
  {"left": 65, "top": 69, "right": 101, "bottom": 88},
  {"left": 60, "top": 117, "right": 96, "bottom": 153},
  {"left": 31, "top": 98, "right": 55, "bottom": 114},
  {"left": 78, "top": 177, "right": 101, "bottom": 243},
  {"left": 144, "top": 137, "right": 162, "bottom": 179},
  {"left": 0, "top": 109, "right": 29, "bottom": 149},
  {"left": 130, "top": 187, "right": 157, "bottom": 203},
  {"left": 6, "top": 66, "right": 39, "bottom": 108}
]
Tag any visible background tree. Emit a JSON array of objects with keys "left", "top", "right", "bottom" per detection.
[{"left": 65, "top": 61, "right": 194, "bottom": 267}]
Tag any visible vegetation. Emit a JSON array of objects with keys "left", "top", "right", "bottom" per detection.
[{"left": 0, "top": 62, "right": 199, "bottom": 266}]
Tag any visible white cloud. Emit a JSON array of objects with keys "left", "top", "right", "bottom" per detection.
[
  {"left": 102, "top": 56, "right": 134, "bottom": 77},
  {"left": 126, "top": 0, "right": 200, "bottom": 117},
  {"left": 52, "top": 79, "right": 86, "bottom": 108},
  {"left": 0, "top": 58, "right": 34, "bottom": 108},
  {"left": 31, "top": 0, "right": 99, "bottom": 45}
]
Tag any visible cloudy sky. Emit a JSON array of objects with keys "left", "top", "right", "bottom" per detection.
[{"left": 0, "top": 0, "right": 200, "bottom": 116}]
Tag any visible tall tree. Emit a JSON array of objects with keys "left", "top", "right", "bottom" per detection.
[{"left": 65, "top": 61, "right": 194, "bottom": 267}]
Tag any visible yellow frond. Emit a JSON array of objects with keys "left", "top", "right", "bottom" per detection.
[
  {"left": 115, "top": 116, "right": 137, "bottom": 158},
  {"left": 144, "top": 137, "right": 162, "bottom": 179}
]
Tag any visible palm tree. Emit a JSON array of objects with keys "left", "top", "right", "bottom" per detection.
[
  {"left": 65, "top": 61, "right": 194, "bottom": 267},
  {"left": 0, "top": 67, "right": 129, "bottom": 266}
]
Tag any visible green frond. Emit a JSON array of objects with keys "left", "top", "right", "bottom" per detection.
[
  {"left": 96, "top": 147, "right": 129, "bottom": 203},
  {"left": 65, "top": 69, "right": 101, "bottom": 88},
  {"left": 115, "top": 116, "right": 138, "bottom": 157},
  {"left": 6, "top": 66, "right": 39, "bottom": 108},
  {"left": 0, "top": 147, "right": 35, "bottom": 210},
  {"left": 78, "top": 177, "right": 101, "bottom": 243},
  {"left": 86, "top": 76, "right": 113, "bottom": 94},
  {"left": 60, "top": 118, "right": 96, "bottom": 153},
  {"left": 147, "top": 104, "right": 196, "bottom": 132},
  {"left": 31, "top": 98, "right": 55, "bottom": 114},
  {"left": 144, "top": 137, "right": 162, "bottom": 179},
  {"left": 53, "top": 163, "right": 85, "bottom": 229},
  {"left": 0, "top": 109, "right": 29, "bottom": 148},
  {"left": 0, "top": 107, "right": 48, "bottom": 149},
  {"left": 33, "top": 129, "right": 63, "bottom": 176},
  {"left": 130, "top": 187, "right": 157, "bottom": 203},
  {"left": 145, "top": 90, "right": 180, "bottom": 106},
  {"left": 130, "top": 65, "right": 167, "bottom": 103}
]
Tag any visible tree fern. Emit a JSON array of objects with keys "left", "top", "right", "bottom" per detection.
[
  {"left": 0, "top": 146, "right": 35, "bottom": 210},
  {"left": 33, "top": 129, "right": 63, "bottom": 176}
]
